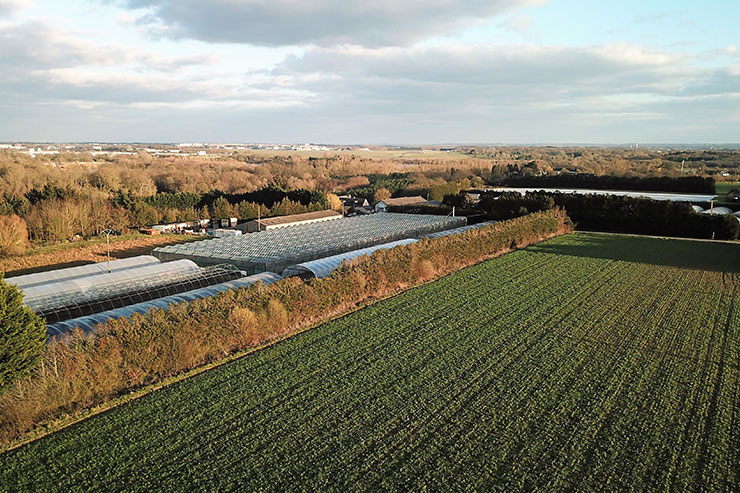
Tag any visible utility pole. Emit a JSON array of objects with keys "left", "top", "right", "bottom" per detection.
[{"left": 102, "top": 229, "right": 114, "bottom": 273}]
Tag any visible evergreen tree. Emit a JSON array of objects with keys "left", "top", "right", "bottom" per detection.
[{"left": 0, "top": 276, "right": 46, "bottom": 395}]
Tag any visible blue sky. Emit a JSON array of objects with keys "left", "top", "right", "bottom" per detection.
[{"left": 0, "top": 0, "right": 738, "bottom": 143}]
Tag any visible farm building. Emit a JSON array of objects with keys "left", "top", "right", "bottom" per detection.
[
  {"left": 375, "top": 196, "right": 430, "bottom": 212},
  {"left": 238, "top": 210, "right": 342, "bottom": 233},
  {"left": 154, "top": 213, "right": 466, "bottom": 274},
  {"left": 339, "top": 196, "right": 370, "bottom": 209}
]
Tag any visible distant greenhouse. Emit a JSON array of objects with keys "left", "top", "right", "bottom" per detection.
[
  {"left": 5, "top": 255, "right": 160, "bottom": 290},
  {"left": 282, "top": 239, "right": 418, "bottom": 279},
  {"left": 47, "top": 272, "right": 283, "bottom": 337},
  {"left": 154, "top": 213, "right": 466, "bottom": 274}
]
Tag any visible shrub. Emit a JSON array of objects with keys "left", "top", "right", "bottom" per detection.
[
  {"left": 0, "top": 277, "right": 46, "bottom": 395},
  {"left": 0, "top": 215, "right": 29, "bottom": 256}
]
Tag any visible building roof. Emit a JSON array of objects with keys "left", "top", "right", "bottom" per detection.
[
  {"left": 340, "top": 197, "right": 369, "bottom": 207},
  {"left": 252, "top": 209, "right": 341, "bottom": 227},
  {"left": 378, "top": 196, "right": 428, "bottom": 206}
]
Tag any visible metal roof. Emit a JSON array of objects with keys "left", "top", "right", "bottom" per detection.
[
  {"left": 252, "top": 209, "right": 341, "bottom": 227},
  {"left": 377, "top": 196, "right": 428, "bottom": 206}
]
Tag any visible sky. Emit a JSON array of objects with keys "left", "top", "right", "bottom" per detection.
[{"left": 0, "top": 0, "right": 738, "bottom": 144}]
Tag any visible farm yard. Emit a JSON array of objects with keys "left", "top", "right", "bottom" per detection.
[{"left": 1, "top": 233, "right": 738, "bottom": 491}]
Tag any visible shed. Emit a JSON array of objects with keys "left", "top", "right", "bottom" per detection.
[{"left": 375, "top": 196, "right": 429, "bottom": 212}]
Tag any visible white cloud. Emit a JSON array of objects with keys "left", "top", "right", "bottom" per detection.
[
  {"left": 0, "top": 0, "right": 32, "bottom": 17},
  {"left": 107, "top": 0, "right": 546, "bottom": 47},
  {"left": 0, "top": 3, "right": 738, "bottom": 143}
]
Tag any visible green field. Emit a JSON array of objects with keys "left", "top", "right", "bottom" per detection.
[
  {"left": 716, "top": 181, "right": 740, "bottom": 195},
  {"left": 1, "top": 233, "right": 738, "bottom": 491}
]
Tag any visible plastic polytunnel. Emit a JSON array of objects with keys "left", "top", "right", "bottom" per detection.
[
  {"left": 701, "top": 207, "right": 732, "bottom": 215},
  {"left": 22, "top": 259, "right": 201, "bottom": 314},
  {"left": 37, "top": 264, "right": 245, "bottom": 324},
  {"left": 422, "top": 221, "right": 496, "bottom": 240},
  {"left": 282, "top": 239, "right": 418, "bottom": 280},
  {"left": 5, "top": 255, "right": 160, "bottom": 290},
  {"left": 46, "top": 272, "right": 283, "bottom": 337},
  {"left": 691, "top": 205, "right": 704, "bottom": 213}
]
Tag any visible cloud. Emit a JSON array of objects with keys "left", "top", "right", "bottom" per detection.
[
  {"left": 107, "top": 0, "right": 545, "bottom": 47},
  {"left": 500, "top": 13, "right": 533, "bottom": 33},
  {"left": 0, "top": 0, "right": 32, "bottom": 17},
  {"left": 273, "top": 43, "right": 693, "bottom": 98},
  {"left": 0, "top": 10, "right": 738, "bottom": 143}
]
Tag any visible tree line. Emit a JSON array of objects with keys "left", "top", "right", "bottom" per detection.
[
  {"left": 496, "top": 174, "right": 716, "bottom": 193},
  {"left": 0, "top": 185, "right": 330, "bottom": 256},
  {"left": 477, "top": 191, "right": 739, "bottom": 240}
]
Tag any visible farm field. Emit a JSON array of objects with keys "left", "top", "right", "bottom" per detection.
[
  {"left": 1, "top": 233, "right": 738, "bottom": 491},
  {"left": 716, "top": 181, "right": 740, "bottom": 195}
]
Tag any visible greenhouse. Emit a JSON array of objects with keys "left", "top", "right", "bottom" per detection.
[
  {"left": 154, "top": 213, "right": 466, "bottom": 274},
  {"left": 22, "top": 260, "right": 202, "bottom": 318},
  {"left": 282, "top": 239, "right": 418, "bottom": 279},
  {"left": 46, "top": 272, "right": 283, "bottom": 337},
  {"left": 701, "top": 206, "right": 732, "bottom": 215},
  {"left": 5, "top": 255, "right": 160, "bottom": 290},
  {"left": 36, "top": 264, "right": 245, "bottom": 324},
  {"left": 422, "top": 221, "right": 496, "bottom": 240}
]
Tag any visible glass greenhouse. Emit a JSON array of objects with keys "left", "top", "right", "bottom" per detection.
[
  {"left": 22, "top": 260, "right": 201, "bottom": 315},
  {"left": 5, "top": 255, "right": 160, "bottom": 290},
  {"left": 154, "top": 213, "right": 466, "bottom": 274},
  {"left": 282, "top": 239, "right": 418, "bottom": 279},
  {"left": 36, "top": 264, "right": 245, "bottom": 324},
  {"left": 46, "top": 272, "right": 283, "bottom": 337}
]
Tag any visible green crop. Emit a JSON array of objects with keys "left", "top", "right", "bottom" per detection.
[{"left": 1, "top": 233, "right": 737, "bottom": 492}]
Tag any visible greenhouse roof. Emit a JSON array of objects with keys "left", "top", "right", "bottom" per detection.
[
  {"left": 46, "top": 272, "right": 283, "bottom": 337},
  {"left": 5, "top": 255, "right": 160, "bottom": 290},
  {"left": 282, "top": 239, "right": 418, "bottom": 279},
  {"left": 22, "top": 259, "right": 201, "bottom": 314},
  {"left": 154, "top": 213, "right": 465, "bottom": 274}
]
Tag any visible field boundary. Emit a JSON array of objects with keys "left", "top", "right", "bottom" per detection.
[{"left": 575, "top": 230, "right": 739, "bottom": 244}]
